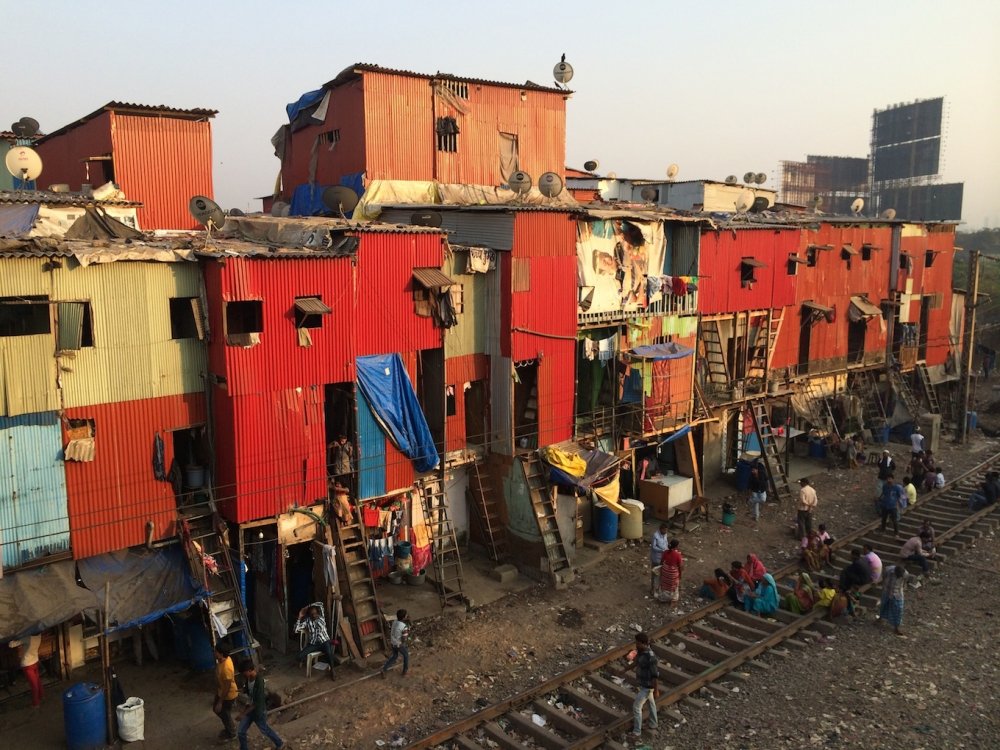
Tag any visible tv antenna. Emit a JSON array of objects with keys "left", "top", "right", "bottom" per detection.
[
  {"left": 850, "top": 198, "right": 865, "bottom": 216},
  {"left": 583, "top": 159, "right": 599, "bottom": 172},
  {"left": 666, "top": 163, "right": 679, "bottom": 181},
  {"left": 188, "top": 195, "right": 226, "bottom": 235},
  {"left": 724, "top": 175, "right": 738, "bottom": 185},
  {"left": 742, "top": 172, "right": 755, "bottom": 184},
  {"left": 734, "top": 189, "right": 755, "bottom": 213},
  {"left": 322, "top": 186, "right": 360, "bottom": 219},
  {"left": 553, "top": 54, "right": 574, "bottom": 87},
  {"left": 538, "top": 172, "right": 564, "bottom": 198},
  {"left": 640, "top": 186, "right": 659, "bottom": 202},
  {"left": 4, "top": 146, "right": 43, "bottom": 186},
  {"left": 880, "top": 208, "right": 897, "bottom": 220},
  {"left": 10, "top": 116, "right": 40, "bottom": 140},
  {"left": 508, "top": 171, "right": 532, "bottom": 196},
  {"left": 754, "top": 172, "right": 767, "bottom": 185}
]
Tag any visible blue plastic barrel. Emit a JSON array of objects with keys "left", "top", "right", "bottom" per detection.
[
  {"left": 735, "top": 459, "right": 753, "bottom": 491},
  {"left": 63, "top": 682, "right": 106, "bottom": 750},
  {"left": 396, "top": 540, "right": 412, "bottom": 559},
  {"left": 593, "top": 503, "right": 619, "bottom": 543},
  {"left": 967, "top": 411, "right": 978, "bottom": 431},
  {"left": 879, "top": 425, "right": 890, "bottom": 444},
  {"left": 187, "top": 619, "right": 216, "bottom": 671}
]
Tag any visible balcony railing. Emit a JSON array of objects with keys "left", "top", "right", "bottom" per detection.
[{"left": 578, "top": 289, "right": 698, "bottom": 325}]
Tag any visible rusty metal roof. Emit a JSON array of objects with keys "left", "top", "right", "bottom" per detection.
[
  {"left": 294, "top": 296, "right": 332, "bottom": 315},
  {"left": 37, "top": 101, "right": 217, "bottom": 143},
  {"left": 0, "top": 189, "right": 140, "bottom": 207},
  {"left": 325, "top": 63, "right": 571, "bottom": 95},
  {"left": 412, "top": 267, "right": 455, "bottom": 289}
]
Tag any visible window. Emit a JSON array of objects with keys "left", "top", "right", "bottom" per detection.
[
  {"left": 806, "top": 246, "right": 818, "bottom": 267},
  {"left": 0, "top": 296, "right": 50, "bottom": 336},
  {"left": 321, "top": 129, "right": 340, "bottom": 145},
  {"left": 294, "top": 296, "right": 331, "bottom": 329},
  {"left": 225, "top": 300, "right": 263, "bottom": 335},
  {"left": 57, "top": 302, "right": 94, "bottom": 350},
  {"left": 841, "top": 245, "right": 858, "bottom": 271},
  {"left": 499, "top": 132, "right": 519, "bottom": 183},
  {"left": 440, "top": 80, "right": 469, "bottom": 99},
  {"left": 925, "top": 249, "right": 937, "bottom": 268},
  {"left": 861, "top": 244, "right": 874, "bottom": 261},
  {"left": 436, "top": 116, "right": 459, "bottom": 153},
  {"left": 787, "top": 254, "right": 807, "bottom": 276},
  {"left": 446, "top": 385, "right": 457, "bottom": 416},
  {"left": 740, "top": 258, "right": 766, "bottom": 288},
  {"left": 169, "top": 297, "right": 204, "bottom": 340},
  {"left": 899, "top": 254, "right": 913, "bottom": 272},
  {"left": 65, "top": 418, "right": 96, "bottom": 462}
]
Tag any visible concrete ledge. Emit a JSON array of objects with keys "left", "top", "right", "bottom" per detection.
[{"left": 490, "top": 563, "right": 519, "bottom": 583}]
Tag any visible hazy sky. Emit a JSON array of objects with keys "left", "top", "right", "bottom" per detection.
[{"left": 6, "top": 1, "right": 999, "bottom": 226}]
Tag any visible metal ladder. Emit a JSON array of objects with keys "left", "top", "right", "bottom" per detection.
[
  {"left": 419, "top": 477, "right": 466, "bottom": 608},
  {"left": 332, "top": 509, "right": 387, "bottom": 656},
  {"left": 803, "top": 379, "right": 840, "bottom": 436},
  {"left": 890, "top": 368, "right": 922, "bottom": 419},
  {"left": 179, "top": 502, "right": 258, "bottom": 666},
  {"left": 856, "top": 370, "right": 888, "bottom": 429},
  {"left": 916, "top": 363, "right": 941, "bottom": 414},
  {"left": 692, "top": 378, "right": 714, "bottom": 422},
  {"left": 699, "top": 319, "right": 730, "bottom": 390},
  {"left": 521, "top": 452, "right": 572, "bottom": 578},
  {"left": 468, "top": 461, "right": 508, "bottom": 561},
  {"left": 746, "top": 308, "right": 784, "bottom": 381},
  {"left": 747, "top": 398, "right": 794, "bottom": 505}
]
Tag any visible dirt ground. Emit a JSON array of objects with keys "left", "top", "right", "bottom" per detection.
[{"left": 2, "top": 398, "right": 998, "bottom": 749}]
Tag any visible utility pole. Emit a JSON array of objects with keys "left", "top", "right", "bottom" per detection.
[{"left": 958, "top": 249, "right": 981, "bottom": 443}]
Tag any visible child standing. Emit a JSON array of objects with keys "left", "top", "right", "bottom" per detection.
[
  {"left": 237, "top": 660, "right": 284, "bottom": 750},
  {"left": 380, "top": 609, "right": 410, "bottom": 677}
]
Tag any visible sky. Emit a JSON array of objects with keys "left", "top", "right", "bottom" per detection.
[{"left": 5, "top": 1, "right": 999, "bottom": 227}]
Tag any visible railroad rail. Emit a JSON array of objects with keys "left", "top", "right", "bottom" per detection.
[{"left": 407, "top": 451, "right": 1000, "bottom": 750}]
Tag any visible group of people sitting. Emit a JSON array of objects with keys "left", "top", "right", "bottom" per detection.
[
  {"left": 968, "top": 471, "right": 1000, "bottom": 511},
  {"left": 698, "top": 554, "right": 778, "bottom": 616}
]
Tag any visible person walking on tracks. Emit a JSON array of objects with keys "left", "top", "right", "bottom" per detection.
[
  {"left": 878, "top": 475, "right": 905, "bottom": 535},
  {"left": 796, "top": 478, "right": 818, "bottom": 539},
  {"left": 629, "top": 632, "right": 659, "bottom": 737},
  {"left": 237, "top": 660, "right": 285, "bottom": 750},
  {"left": 875, "top": 450, "right": 895, "bottom": 505},
  {"left": 748, "top": 464, "right": 768, "bottom": 521},
  {"left": 380, "top": 609, "right": 410, "bottom": 678},
  {"left": 213, "top": 643, "right": 238, "bottom": 740},
  {"left": 657, "top": 539, "right": 684, "bottom": 608},
  {"left": 878, "top": 561, "right": 911, "bottom": 636}
]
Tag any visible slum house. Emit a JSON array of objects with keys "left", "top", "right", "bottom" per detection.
[
  {"left": 565, "top": 174, "right": 779, "bottom": 212},
  {"left": 0, "top": 195, "right": 212, "bottom": 682},
  {"left": 200, "top": 214, "right": 456, "bottom": 655},
  {"left": 34, "top": 102, "right": 216, "bottom": 230}
]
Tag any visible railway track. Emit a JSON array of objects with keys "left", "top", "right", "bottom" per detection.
[{"left": 407, "top": 451, "right": 1000, "bottom": 750}]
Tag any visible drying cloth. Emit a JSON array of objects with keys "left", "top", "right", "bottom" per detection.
[
  {"left": 319, "top": 544, "right": 338, "bottom": 591},
  {"left": 583, "top": 338, "right": 597, "bottom": 361},
  {"left": 466, "top": 247, "right": 495, "bottom": 273},
  {"left": 598, "top": 335, "right": 616, "bottom": 361},
  {"left": 671, "top": 276, "right": 688, "bottom": 295},
  {"left": 647, "top": 275, "right": 663, "bottom": 298},
  {"left": 541, "top": 446, "right": 587, "bottom": 477},
  {"left": 592, "top": 475, "right": 627, "bottom": 513}
]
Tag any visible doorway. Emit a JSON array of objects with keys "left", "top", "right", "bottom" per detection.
[
  {"left": 918, "top": 297, "right": 931, "bottom": 361},
  {"left": 513, "top": 360, "right": 539, "bottom": 451},
  {"left": 847, "top": 319, "right": 867, "bottom": 364},
  {"left": 464, "top": 379, "right": 489, "bottom": 449},
  {"left": 418, "top": 348, "right": 446, "bottom": 452},
  {"left": 798, "top": 317, "right": 813, "bottom": 375}
]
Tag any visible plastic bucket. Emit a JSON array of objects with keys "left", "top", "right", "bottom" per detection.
[
  {"left": 619, "top": 499, "right": 644, "bottom": 540},
  {"left": 735, "top": 459, "right": 753, "bottom": 491},
  {"left": 395, "top": 540, "right": 412, "bottom": 559},
  {"left": 63, "top": 682, "right": 106, "bottom": 750},
  {"left": 593, "top": 503, "right": 619, "bottom": 543},
  {"left": 184, "top": 465, "right": 206, "bottom": 489},
  {"left": 722, "top": 510, "right": 736, "bottom": 527}
]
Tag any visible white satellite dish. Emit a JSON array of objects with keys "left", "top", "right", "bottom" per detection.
[
  {"left": 880, "top": 208, "right": 897, "bottom": 220},
  {"left": 666, "top": 163, "right": 679, "bottom": 180},
  {"left": 606, "top": 171, "right": 617, "bottom": 179},
  {"left": 851, "top": 198, "right": 865, "bottom": 215},
  {"left": 5, "top": 146, "right": 43, "bottom": 181},
  {"left": 538, "top": 172, "right": 564, "bottom": 198},
  {"left": 735, "top": 189, "right": 755, "bottom": 213},
  {"left": 271, "top": 201, "right": 291, "bottom": 217},
  {"left": 508, "top": 171, "right": 532, "bottom": 195},
  {"left": 553, "top": 54, "right": 574, "bottom": 85}
]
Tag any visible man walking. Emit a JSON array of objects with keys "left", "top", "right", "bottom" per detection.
[
  {"left": 748, "top": 464, "right": 768, "bottom": 521},
  {"left": 380, "top": 609, "right": 410, "bottom": 677},
  {"left": 630, "top": 632, "right": 658, "bottom": 737},
  {"left": 649, "top": 523, "right": 669, "bottom": 568},
  {"left": 237, "top": 660, "right": 284, "bottom": 750},
  {"left": 875, "top": 450, "right": 895, "bottom": 505},
  {"left": 8, "top": 634, "right": 42, "bottom": 708},
  {"left": 878, "top": 475, "right": 905, "bottom": 535},
  {"left": 213, "top": 643, "right": 238, "bottom": 740},
  {"left": 910, "top": 426, "right": 925, "bottom": 457},
  {"left": 796, "top": 478, "right": 818, "bottom": 539},
  {"left": 294, "top": 603, "right": 336, "bottom": 680}
]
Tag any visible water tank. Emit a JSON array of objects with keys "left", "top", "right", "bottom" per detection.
[
  {"left": 63, "top": 682, "right": 106, "bottom": 750},
  {"left": 619, "top": 499, "right": 645, "bottom": 539},
  {"left": 593, "top": 502, "right": 619, "bottom": 543}
]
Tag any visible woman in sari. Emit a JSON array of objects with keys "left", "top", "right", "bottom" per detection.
[
  {"left": 879, "top": 561, "right": 910, "bottom": 635},
  {"left": 744, "top": 573, "right": 778, "bottom": 616},
  {"left": 785, "top": 572, "right": 818, "bottom": 614},
  {"left": 800, "top": 531, "right": 829, "bottom": 572},
  {"left": 657, "top": 539, "right": 684, "bottom": 607},
  {"left": 745, "top": 553, "right": 767, "bottom": 583}
]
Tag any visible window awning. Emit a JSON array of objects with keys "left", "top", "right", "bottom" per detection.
[
  {"left": 412, "top": 268, "right": 455, "bottom": 289},
  {"left": 294, "top": 297, "right": 331, "bottom": 315},
  {"left": 807, "top": 244, "right": 834, "bottom": 251},
  {"left": 841, "top": 244, "right": 859, "bottom": 256},
  {"left": 788, "top": 255, "right": 809, "bottom": 264},
  {"left": 802, "top": 300, "right": 833, "bottom": 314},
  {"left": 862, "top": 244, "right": 882, "bottom": 252},
  {"left": 741, "top": 258, "right": 767, "bottom": 268},
  {"left": 849, "top": 295, "right": 882, "bottom": 321}
]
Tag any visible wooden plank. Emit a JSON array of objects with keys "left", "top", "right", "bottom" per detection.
[
  {"left": 483, "top": 722, "right": 530, "bottom": 750},
  {"left": 560, "top": 686, "right": 624, "bottom": 723},
  {"left": 530, "top": 700, "right": 590, "bottom": 738},
  {"left": 503, "top": 711, "right": 568, "bottom": 749}
]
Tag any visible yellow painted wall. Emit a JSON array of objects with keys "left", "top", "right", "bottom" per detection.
[{"left": 443, "top": 250, "right": 490, "bottom": 359}]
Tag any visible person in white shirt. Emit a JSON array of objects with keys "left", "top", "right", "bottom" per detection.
[
  {"left": 8, "top": 634, "right": 42, "bottom": 707},
  {"left": 380, "top": 609, "right": 410, "bottom": 677},
  {"left": 910, "top": 427, "right": 926, "bottom": 456},
  {"left": 649, "top": 524, "right": 669, "bottom": 567}
]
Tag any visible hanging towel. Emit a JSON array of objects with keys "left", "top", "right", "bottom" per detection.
[
  {"left": 598, "top": 335, "right": 616, "bottom": 361},
  {"left": 583, "top": 338, "right": 597, "bottom": 361},
  {"left": 362, "top": 505, "right": 379, "bottom": 527},
  {"left": 671, "top": 276, "right": 688, "bottom": 295},
  {"left": 319, "top": 543, "right": 338, "bottom": 591}
]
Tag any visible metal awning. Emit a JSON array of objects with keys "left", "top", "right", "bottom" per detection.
[
  {"left": 862, "top": 243, "right": 882, "bottom": 252},
  {"left": 788, "top": 255, "right": 809, "bottom": 264},
  {"left": 294, "top": 297, "right": 331, "bottom": 315},
  {"left": 807, "top": 244, "right": 834, "bottom": 251},
  {"left": 849, "top": 295, "right": 882, "bottom": 320},
  {"left": 802, "top": 300, "right": 833, "bottom": 314},
  {"left": 412, "top": 268, "right": 455, "bottom": 289},
  {"left": 841, "top": 244, "right": 859, "bottom": 256},
  {"left": 741, "top": 258, "right": 767, "bottom": 268}
]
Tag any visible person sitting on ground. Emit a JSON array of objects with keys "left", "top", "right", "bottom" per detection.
[
  {"left": 899, "top": 533, "right": 934, "bottom": 575},
  {"left": 839, "top": 548, "right": 870, "bottom": 616},
  {"left": 657, "top": 539, "right": 684, "bottom": 608},
  {"left": 918, "top": 520, "right": 937, "bottom": 555},
  {"left": 698, "top": 569, "right": 733, "bottom": 601},
  {"left": 968, "top": 471, "right": 1000, "bottom": 511},
  {"left": 922, "top": 466, "right": 945, "bottom": 493},
  {"left": 728, "top": 561, "right": 755, "bottom": 605},
  {"left": 902, "top": 475, "right": 918, "bottom": 509},
  {"left": 817, "top": 523, "right": 833, "bottom": 544},
  {"left": 649, "top": 523, "right": 669, "bottom": 569},
  {"left": 813, "top": 577, "right": 847, "bottom": 620},
  {"left": 745, "top": 553, "right": 767, "bottom": 583},
  {"left": 785, "top": 572, "right": 818, "bottom": 614},
  {"left": 744, "top": 573, "right": 779, "bottom": 616},
  {"left": 863, "top": 543, "right": 883, "bottom": 583},
  {"left": 801, "top": 530, "right": 830, "bottom": 572}
]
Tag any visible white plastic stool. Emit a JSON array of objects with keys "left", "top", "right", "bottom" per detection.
[{"left": 304, "top": 651, "right": 321, "bottom": 678}]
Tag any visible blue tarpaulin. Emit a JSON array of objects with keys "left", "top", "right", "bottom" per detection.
[
  {"left": 658, "top": 424, "right": 692, "bottom": 446},
  {"left": 286, "top": 89, "right": 326, "bottom": 122},
  {"left": 629, "top": 343, "right": 694, "bottom": 360},
  {"left": 546, "top": 448, "right": 619, "bottom": 489},
  {"left": 289, "top": 183, "right": 333, "bottom": 216},
  {"left": 0, "top": 204, "right": 39, "bottom": 236},
  {"left": 356, "top": 354, "right": 440, "bottom": 473}
]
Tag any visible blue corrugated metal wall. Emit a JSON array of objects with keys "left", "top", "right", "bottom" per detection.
[
  {"left": 356, "top": 391, "right": 386, "bottom": 499},
  {"left": 0, "top": 411, "right": 71, "bottom": 570}
]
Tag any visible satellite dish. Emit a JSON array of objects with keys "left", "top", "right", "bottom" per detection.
[
  {"left": 812, "top": 195, "right": 823, "bottom": 208},
  {"left": 508, "top": 171, "right": 532, "bottom": 194},
  {"left": 5, "top": 146, "right": 43, "bottom": 181},
  {"left": 750, "top": 196, "right": 770, "bottom": 213},
  {"left": 734, "top": 189, "right": 755, "bottom": 213},
  {"left": 188, "top": 195, "right": 226, "bottom": 229},
  {"left": 754, "top": 172, "right": 767, "bottom": 185},
  {"left": 227, "top": 208, "right": 245, "bottom": 217},
  {"left": 666, "top": 163, "right": 679, "bottom": 180},
  {"left": 640, "top": 186, "right": 659, "bottom": 202},
  {"left": 851, "top": 198, "right": 865, "bottom": 215},
  {"left": 322, "top": 186, "right": 359, "bottom": 215},
  {"left": 271, "top": 201, "right": 291, "bottom": 217},
  {"left": 583, "top": 160, "right": 599, "bottom": 172},
  {"left": 880, "top": 208, "right": 897, "bottom": 220},
  {"left": 15, "top": 117, "right": 40, "bottom": 137},
  {"left": 410, "top": 210, "right": 443, "bottom": 227},
  {"left": 538, "top": 171, "right": 564, "bottom": 198},
  {"left": 742, "top": 172, "right": 755, "bottom": 184},
  {"left": 606, "top": 171, "right": 617, "bottom": 179},
  {"left": 724, "top": 175, "right": 738, "bottom": 185},
  {"left": 553, "top": 54, "right": 574, "bottom": 84}
]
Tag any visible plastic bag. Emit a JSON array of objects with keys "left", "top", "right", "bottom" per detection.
[{"left": 116, "top": 697, "right": 145, "bottom": 742}]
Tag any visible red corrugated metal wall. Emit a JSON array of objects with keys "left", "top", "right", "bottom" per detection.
[
  {"left": 445, "top": 353, "right": 489, "bottom": 451},
  {"left": 362, "top": 73, "right": 436, "bottom": 182},
  {"left": 34, "top": 112, "right": 113, "bottom": 192},
  {"left": 110, "top": 113, "right": 213, "bottom": 230},
  {"left": 282, "top": 81, "right": 368, "bottom": 191},
  {"left": 63, "top": 393, "right": 206, "bottom": 559},
  {"left": 697, "top": 228, "right": 798, "bottom": 314},
  {"left": 918, "top": 226, "right": 957, "bottom": 366}
]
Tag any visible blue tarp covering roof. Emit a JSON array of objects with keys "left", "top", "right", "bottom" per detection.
[
  {"left": 289, "top": 183, "right": 332, "bottom": 217},
  {"left": 0, "top": 203, "right": 38, "bottom": 236},
  {"left": 286, "top": 89, "right": 326, "bottom": 123},
  {"left": 629, "top": 343, "right": 695, "bottom": 360},
  {"left": 658, "top": 424, "right": 692, "bottom": 446},
  {"left": 355, "top": 354, "right": 440, "bottom": 473}
]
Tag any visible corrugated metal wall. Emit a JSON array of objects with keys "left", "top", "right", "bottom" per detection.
[
  {"left": 914, "top": 225, "right": 957, "bottom": 366},
  {"left": 63, "top": 393, "right": 206, "bottom": 559},
  {"left": 380, "top": 209, "right": 515, "bottom": 251},
  {"left": 34, "top": 112, "right": 114, "bottom": 192},
  {"left": 356, "top": 389, "right": 386, "bottom": 499},
  {"left": 0, "top": 411, "right": 70, "bottom": 570},
  {"left": 445, "top": 353, "right": 489, "bottom": 452},
  {"left": 443, "top": 250, "right": 489, "bottom": 359},
  {"left": 110, "top": 113, "right": 214, "bottom": 230},
  {"left": 697, "top": 227, "right": 799, "bottom": 314},
  {"left": 363, "top": 73, "right": 436, "bottom": 181}
]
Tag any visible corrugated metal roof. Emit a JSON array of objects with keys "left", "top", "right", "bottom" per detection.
[
  {"left": 38, "top": 102, "right": 217, "bottom": 143},
  {"left": 0, "top": 190, "right": 140, "bottom": 207},
  {"left": 325, "top": 63, "right": 571, "bottom": 95},
  {"left": 802, "top": 300, "right": 834, "bottom": 313},
  {"left": 412, "top": 268, "right": 455, "bottom": 289},
  {"left": 850, "top": 295, "right": 883, "bottom": 317},
  {"left": 294, "top": 296, "right": 332, "bottom": 315}
]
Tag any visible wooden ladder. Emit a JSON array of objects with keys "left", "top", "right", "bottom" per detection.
[
  {"left": 699, "top": 319, "right": 731, "bottom": 389},
  {"left": 890, "top": 368, "right": 922, "bottom": 419},
  {"left": 468, "top": 461, "right": 508, "bottom": 561},
  {"left": 747, "top": 399, "right": 794, "bottom": 505},
  {"left": 857, "top": 370, "right": 888, "bottom": 428},
  {"left": 803, "top": 379, "right": 840, "bottom": 437},
  {"left": 746, "top": 309, "right": 783, "bottom": 381},
  {"left": 179, "top": 501, "right": 258, "bottom": 666},
  {"left": 420, "top": 478, "right": 466, "bottom": 608},
  {"left": 332, "top": 509, "right": 387, "bottom": 656},
  {"left": 521, "top": 453, "right": 572, "bottom": 577},
  {"left": 916, "top": 363, "right": 941, "bottom": 414},
  {"left": 692, "top": 378, "right": 714, "bottom": 422}
]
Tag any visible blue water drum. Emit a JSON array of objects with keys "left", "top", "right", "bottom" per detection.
[
  {"left": 593, "top": 503, "right": 619, "bottom": 543},
  {"left": 808, "top": 440, "right": 826, "bottom": 459},
  {"left": 735, "top": 459, "right": 753, "bottom": 491},
  {"left": 967, "top": 411, "right": 978, "bottom": 431},
  {"left": 187, "top": 619, "right": 216, "bottom": 671},
  {"left": 879, "top": 424, "right": 891, "bottom": 444},
  {"left": 63, "top": 682, "right": 106, "bottom": 750}
]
